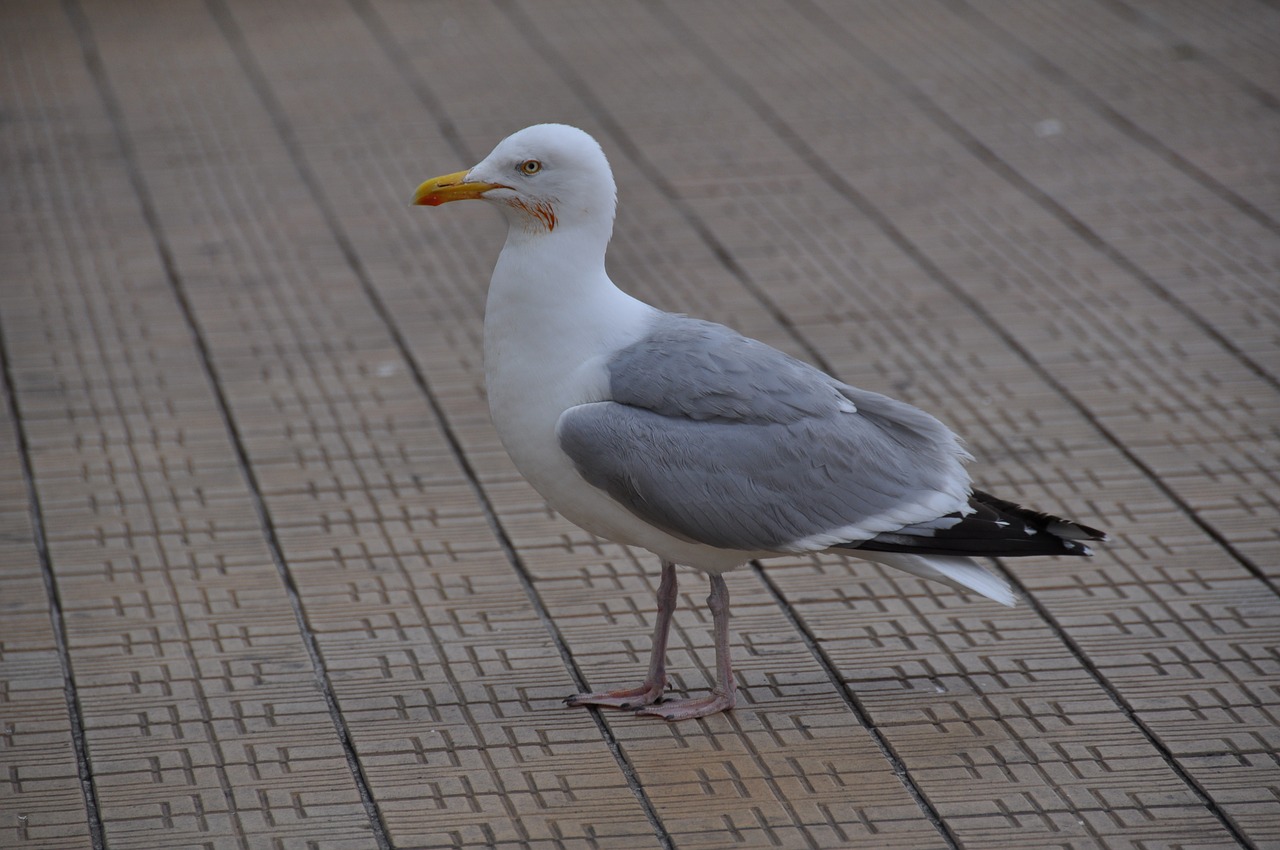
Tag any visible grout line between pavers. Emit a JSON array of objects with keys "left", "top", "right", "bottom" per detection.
[
  {"left": 206, "top": 0, "right": 676, "bottom": 845},
  {"left": 0, "top": 305, "right": 107, "bottom": 850},
  {"left": 63, "top": 5, "right": 259, "bottom": 848},
  {"left": 983, "top": 557, "right": 1258, "bottom": 849},
  {"left": 64, "top": 1, "right": 393, "bottom": 846},
  {"left": 943, "top": 0, "right": 1280, "bottom": 389},
  {"left": 750, "top": 564, "right": 963, "bottom": 850},
  {"left": 654, "top": 1, "right": 1262, "bottom": 846},
  {"left": 953, "top": 0, "right": 1280, "bottom": 242},
  {"left": 1096, "top": 0, "right": 1280, "bottom": 111},
  {"left": 962, "top": 0, "right": 1280, "bottom": 235}
]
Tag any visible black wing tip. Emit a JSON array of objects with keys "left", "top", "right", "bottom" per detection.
[
  {"left": 850, "top": 489, "right": 1108, "bottom": 559},
  {"left": 972, "top": 489, "right": 1107, "bottom": 554},
  {"left": 1047, "top": 517, "right": 1108, "bottom": 543}
]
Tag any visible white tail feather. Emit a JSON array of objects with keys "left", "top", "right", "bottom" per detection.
[{"left": 859, "top": 552, "right": 1016, "bottom": 607}]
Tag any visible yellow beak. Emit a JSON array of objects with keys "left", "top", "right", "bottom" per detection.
[{"left": 412, "top": 169, "right": 505, "bottom": 206}]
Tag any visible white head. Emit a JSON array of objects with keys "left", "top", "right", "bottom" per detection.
[{"left": 414, "top": 124, "right": 617, "bottom": 240}]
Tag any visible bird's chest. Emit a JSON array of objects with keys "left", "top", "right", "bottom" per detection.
[
  {"left": 482, "top": 306, "right": 613, "bottom": 490},
  {"left": 477, "top": 257, "right": 666, "bottom": 543}
]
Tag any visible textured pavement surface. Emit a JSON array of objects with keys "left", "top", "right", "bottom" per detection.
[{"left": 2, "top": 1, "right": 1278, "bottom": 848}]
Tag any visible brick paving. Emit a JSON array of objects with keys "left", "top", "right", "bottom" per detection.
[{"left": 1, "top": 1, "right": 1277, "bottom": 848}]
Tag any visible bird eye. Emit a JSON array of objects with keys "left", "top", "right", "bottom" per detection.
[{"left": 519, "top": 160, "right": 542, "bottom": 175}]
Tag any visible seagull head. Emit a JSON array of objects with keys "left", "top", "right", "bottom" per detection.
[{"left": 413, "top": 124, "right": 617, "bottom": 238}]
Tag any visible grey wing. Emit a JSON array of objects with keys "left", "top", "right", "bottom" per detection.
[
  {"left": 556, "top": 316, "right": 973, "bottom": 553},
  {"left": 605, "top": 315, "right": 858, "bottom": 423}
]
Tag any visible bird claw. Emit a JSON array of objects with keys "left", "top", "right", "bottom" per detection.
[
  {"left": 565, "top": 681, "right": 666, "bottom": 710},
  {"left": 636, "top": 690, "right": 735, "bottom": 721}
]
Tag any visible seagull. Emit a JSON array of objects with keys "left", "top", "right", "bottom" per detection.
[{"left": 413, "top": 124, "right": 1105, "bottom": 721}]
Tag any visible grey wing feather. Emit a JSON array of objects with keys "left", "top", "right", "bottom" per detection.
[
  {"left": 557, "top": 315, "right": 972, "bottom": 552},
  {"left": 606, "top": 315, "right": 856, "bottom": 423}
]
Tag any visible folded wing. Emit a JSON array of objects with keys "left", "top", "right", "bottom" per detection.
[{"left": 557, "top": 315, "right": 974, "bottom": 553}]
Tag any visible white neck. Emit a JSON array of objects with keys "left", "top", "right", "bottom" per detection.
[{"left": 483, "top": 226, "right": 657, "bottom": 407}]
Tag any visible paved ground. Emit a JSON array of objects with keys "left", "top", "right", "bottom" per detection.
[{"left": 2, "top": 1, "right": 1278, "bottom": 848}]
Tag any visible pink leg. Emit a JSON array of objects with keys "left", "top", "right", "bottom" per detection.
[
  {"left": 638, "top": 573, "right": 737, "bottom": 721},
  {"left": 566, "top": 561, "right": 677, "bottom": 710}
]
